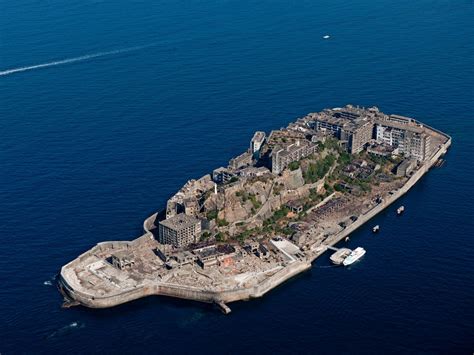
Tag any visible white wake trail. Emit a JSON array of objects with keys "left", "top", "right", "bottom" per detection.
[{"left": 0, "top": 43, "right": 155, "bottom": 77}]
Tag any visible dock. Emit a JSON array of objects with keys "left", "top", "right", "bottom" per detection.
[
  {"left": 329, "top": 247, "right": 352, "bottom": 265},
  {"left": 215, "top": 301, "right": 231, "bottom": 314}
]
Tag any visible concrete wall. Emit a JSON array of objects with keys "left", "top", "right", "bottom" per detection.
[
  {"left": 60, "top": 260, "right": 311, "bottom": 308},
  {"left": 60, "top": 132, "right": 451, "bottom": 310},
  {"left": 312, "top": 134, "right": 451, "bottom": 260}
]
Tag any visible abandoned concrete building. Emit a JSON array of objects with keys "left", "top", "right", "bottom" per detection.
[{"left": 158, "top": 213, "right": 202, "bottom": 247}]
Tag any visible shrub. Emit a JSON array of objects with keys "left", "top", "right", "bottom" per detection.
[
  {"left": 206, "top": 210, "right": 218, "bottom": 220},
  {"left": 288, "top": 161, "right": 300, "bottom": 171},
  {"left": 217, "top": 218, "right": 229, "bottom": 227},
  {"left": 215, "top": 232, "right": 225, "bottom": 242}
]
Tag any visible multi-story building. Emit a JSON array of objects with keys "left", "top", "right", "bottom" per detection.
[
  {"left": 229, "top": 151, "right": 252, "bottom": 170},
  {"left": 376, "top": 125, "right": 407, "bottom": 150},
  {"left": 158, "top": 214, "right": 201, "bottom": 247},
  {"left": 341, "top": 119, "right": 373, "bottom": 154},
  {"left": 212, "top": 167, "right": 235, "bottom": 184},
  {"left": 308, "top": 107, "right": 374, "bottom": 154},
  {"left": 271, "top": 140, "right": 316, "bottom": 174},
  {"left": 250, "top": 131, "right": 266, "bottom": 158},
  {"left": 406, "top": 131, "right": 431, "bottom": 161},
  {"left": 375, "top": 118, "right": 431, "bottom": 161}
]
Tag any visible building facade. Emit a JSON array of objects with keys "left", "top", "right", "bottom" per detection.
[
  {"left": 309, "top": 108, "right": 373, "bottom": 154},
  {"left": 271, "top": 140, "right": 316, "bottom": 174},
  {"left": 250, "top": 131, "right": 266, "bottom": 158},
  {"left": 375, "top": 124, "right": 431, "bottom": 161},
  {"left": 158, "top": 214, "right": 201, "bottom": 247}
]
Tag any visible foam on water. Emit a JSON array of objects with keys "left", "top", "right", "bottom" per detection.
[{"left": 0, "top": 43, "right": 156, "bottom": 77}]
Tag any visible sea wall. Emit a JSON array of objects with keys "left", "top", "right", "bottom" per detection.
[
  {"left": 60, "top": 260, "right": 311, "bottom": 308},
  {"left": 313, "top": 134, "right": 451, "bottom": 258},
  {"left": 60, "top": 133, "right": 451, "bottom": 310}
]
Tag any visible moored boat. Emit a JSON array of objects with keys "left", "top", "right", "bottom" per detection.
[{"left": 343, "top": 247, "right": 366, "bottom": 266}]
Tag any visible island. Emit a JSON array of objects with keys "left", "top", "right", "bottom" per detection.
[{"left": 58, "top": 105, "right": 451, "bottom": 314}]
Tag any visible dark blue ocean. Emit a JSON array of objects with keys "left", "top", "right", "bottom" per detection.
[{"left": 1, "top": 0, "right": 473, "bottom": 353}]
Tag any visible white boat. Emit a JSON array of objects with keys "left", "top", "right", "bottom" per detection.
[
  {"left": 372, "top": 225, "right": 380, "bottom": 233},
  {"left": 323, "top": 35, "right": 330, "bottom": 39},
  {"left": 343, "top": 247, "right": 366, "bottom": 266},
  {"left": 397, "top": 206, "right": 405, "bottom": 215}
]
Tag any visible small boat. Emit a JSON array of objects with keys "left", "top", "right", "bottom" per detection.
[
  {"left": 397, "top": 206, "right": 405, "bottom": 215},
  {"left": 345, "top": 236, "right": 350, "bottom": 242},
  {"left": 323, "top": 35, "right": 330, "bottom": 39},
  {"left": 343, "top": 247, "right": 366, "bottom": 266},
  {"left": 372, "top": 225, "right": 380, "bottom": 233}
]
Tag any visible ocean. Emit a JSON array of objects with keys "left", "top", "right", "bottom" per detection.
[{"left": 0, "top": 0, "right": 473, "bottom": 353}]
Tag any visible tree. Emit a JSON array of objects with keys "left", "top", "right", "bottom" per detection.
[
  {"left": 288, "top": 161, "right": 300, "bottom": 171},
  {"left": 206, "top": 210, "right": 218, "bottom": 220}
]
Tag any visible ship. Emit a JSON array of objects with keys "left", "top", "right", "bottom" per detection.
[
  {"left": 372, "top": 225, "right": 380, "bottom": 233},
  {"left": 397, "top": 206, "right": 405, "bottom": 215},
  {"left": 343, "top": 247, "right": 366, "bottom": 266}
]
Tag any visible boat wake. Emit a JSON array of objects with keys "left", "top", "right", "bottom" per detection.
[
  {"left": 46, "top": 321, "right": 84, "bottom": 339},
  {"left": 0, "top": 43, "right": 156, "bottom": 77}
]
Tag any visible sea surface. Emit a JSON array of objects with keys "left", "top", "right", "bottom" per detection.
[{"left": 1, "top": 0, "right": 473, "bottom": 353}]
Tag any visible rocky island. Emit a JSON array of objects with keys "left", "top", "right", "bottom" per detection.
[{"left": 58, "top": 105, "right": 451, "bottom": 313}]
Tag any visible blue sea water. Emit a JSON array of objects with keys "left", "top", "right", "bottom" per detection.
[{"left": 1, "top": 0, "right": 473, "bottom": 353}]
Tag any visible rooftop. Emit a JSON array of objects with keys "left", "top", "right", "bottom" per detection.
[
  {"left": 159, "top": 213, "right": 200, "bottom": 230},
  {"left": 252, "top": 131, "right": 266, "bottom": 143}
]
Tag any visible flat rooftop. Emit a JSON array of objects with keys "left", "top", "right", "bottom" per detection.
[{"left": 159, "top": 213, "right": 200, "bottom": 230}]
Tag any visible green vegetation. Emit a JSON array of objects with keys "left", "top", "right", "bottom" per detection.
[
  {"left": 320, "top": 137, "right": 340, "bottom": 151},
  {"left": 303, "top": 154, "right": 336, "bottom": 183},
  {"left": 215, "top": 232, "right": 225, "bottom": 242},
  {"left": 237, "top": 191, "right": 262, "bottom": 210},
  {"left": 324, "top": 182, "right": 334, "bottom": 195},
  {"left": 338, "top": 151, "right": 352, "bottom": 165},
  {"left": 354, "top": 179, "right": 371, "bottom": 193},
  {"left": 288, "top": 161, "right": 300, "bottom": 171},
  {"left": 368, "top": 153, "right": 390, "bottom": 166},
  {"left": 229, "top": 176, "right": 239, "bottom": 183},
  {"left": 206, "top": 210, "right": 218, "bottom": 220},
  {"left": 217, "top": 218, "right": 229, "bottom": 227},
  {"left": 263, "top": 207, "right": 290, "bottom": 230},
  {"left": 248, "top": 193, "right": 262, "bottom": 210},
  {"left": 200, "top": 231, "right": 211, "bottom": 241},
  {"left": 308, "top": 188, "right": 322, "bottom": 202}
]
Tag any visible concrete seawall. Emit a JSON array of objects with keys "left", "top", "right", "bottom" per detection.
[
  {"left": 314, "top": 135, "right": 451, "bottom": 256},
  {"left": 60, "top": 134, "right": 451, "bottom": 311},
  {"left": 60, "top": 260, "right": 311, "bottom": 308}
]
